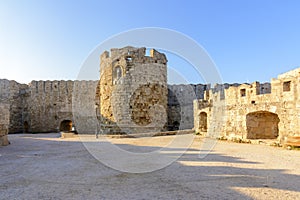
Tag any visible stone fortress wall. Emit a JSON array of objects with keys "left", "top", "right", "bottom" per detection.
[
  {"left": 0, "top": 47, "right": 205, "bottom": 143},
  {"left": 99, "top": 47, "right": 168, "bottom": 134},
  {"left": 0, "top": 79, "right": 27, "bottom": 145},
  {"left": 0, "top": 77, "right": 208, "bottom": 138},
  {"left": 28, "top": 80, "right": 74, "bottom": 133},
  {"left": 0, "top": 79, "right": 98, "bottom": 137},
  {"left": 0, "top": 103, "right": 10, "bottom": 146},
  {"left": 167, "top": 84, "right": 209, "bottom": 130},
  {"left": 0, "top": 79, "right": 29, "bottom": 133},
  {"left": 98, "top": 46, "right": 210, "bottom": 134},
  {"left": 2, "top": 46, "right": 298, "bottom": 146},
  {"left": 194, "top": 67, "right": 300, "bottom": 142}
]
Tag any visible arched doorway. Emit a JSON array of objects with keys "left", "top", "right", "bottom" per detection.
[
  {"left": 23, "top": 121, "right": 29, "bottom": 133},
  {"left": 172, "top": 121, "right": 180, "bottom": 131},
  {"left": 199, "top": 112, "right": 208, "bottom": 132},
  {"left": 59, "top": 120, "right": 73, "bottom": 132},
  {"left": 246, "top": 111, "right": 279, "bottom": 139}
]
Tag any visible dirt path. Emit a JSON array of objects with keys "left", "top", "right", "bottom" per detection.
[{"left": 1, "top": 133, "right": 300, "bottom": 200}]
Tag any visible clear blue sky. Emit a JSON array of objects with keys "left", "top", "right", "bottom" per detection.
[{"left": 1, "top": 0, "right": 300, "bottom": 84}]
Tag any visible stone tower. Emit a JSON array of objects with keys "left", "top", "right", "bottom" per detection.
[{"left": 99, "top": 46, "right": 168, "bottom": 134}]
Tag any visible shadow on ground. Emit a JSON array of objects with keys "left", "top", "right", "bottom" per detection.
[{"left": 0, "top": 133, "right": 299, "bottom": 199}]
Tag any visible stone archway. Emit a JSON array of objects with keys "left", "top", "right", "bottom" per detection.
[
  {"left": 59, "top": 120, "right": 73, "bottom": 132},
  {"left": 199, "top": 112, "right": 208, "bottom": 132},
  {"left": 246, "top": 111, "right": 279, "bottom": 139},
  {"left": 172, "top": 121, "right": 180, "bottom": 131}
]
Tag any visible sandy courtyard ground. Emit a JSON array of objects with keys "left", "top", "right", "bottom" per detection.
[{"left": 1, "top": 133, "right": 300, "bottom": 200}]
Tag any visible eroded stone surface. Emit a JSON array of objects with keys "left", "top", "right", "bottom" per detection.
[
  {"left": 194, "top": 67, "right": 300, "bottom": 143},
  {"left": 99, "top": 47, "right": 168, "bottom": 134},
  {"left": 0, "top": 79, "right": 98, "bottom": 134},
  {"left": 0, "top": 103, "right": 9, "bottom": 146},
  {"left": 2, "top": 46, "right": 299, "bottom": 143},
  {"left": 0, "top": 47, "right": 206, "bottom": 136}
]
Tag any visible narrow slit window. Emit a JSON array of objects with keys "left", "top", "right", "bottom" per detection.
[{"left": 113, "top": 66, "right": 122, "bottom": 85}]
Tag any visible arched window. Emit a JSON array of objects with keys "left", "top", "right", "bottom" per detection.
[{"left": 113, "top": 66, "right": 122, "bottom": 85}]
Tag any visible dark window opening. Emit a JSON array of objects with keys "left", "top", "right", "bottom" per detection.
[
  {"left": 283, "top": 81, "right": 291, "bottom": 92},
  {"left": 240, "top": 89, "right": 246, "bottom": 97}
]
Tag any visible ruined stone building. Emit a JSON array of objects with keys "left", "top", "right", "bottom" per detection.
[
  {"left": 98, "top": 47, "right": 168, "bottom": 134},
  {"left": 0, "top": 47, "right": 208, "bottom": 145},
  {"left": 2, "top": 46, "right": 297, "bottom": 146},
  {"left": 194, "top": 67, "right": 300, "bottom": 142},
  {"left": 98, "top": 47, "right": 208, "bottom": 134}
]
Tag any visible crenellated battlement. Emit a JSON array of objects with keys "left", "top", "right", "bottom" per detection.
[
  {"left": 101, "top": 46, "right": 167, "bottom": 65},
  {"left": 1, "top": 47, "right": 299, "bottom": 145},
  {"left": 0, "top": 79, "right": 98, "bottom": 135},
  {"left": 99, "top": 47, "right": 168, "bottom": 134}
]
